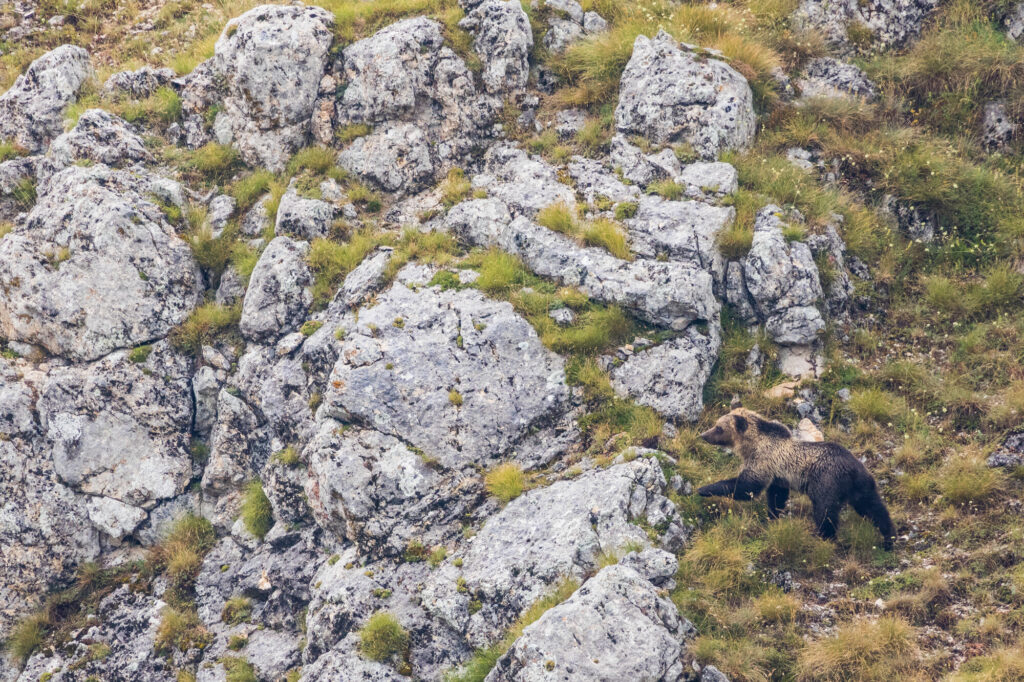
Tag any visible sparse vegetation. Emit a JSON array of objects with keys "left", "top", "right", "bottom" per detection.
[
  {"left": 240, "top": 480, "right": 273, "bottom": 539},
  {"left": 358, "top": 612, "right": 409, "bottom": 663},
  {"left": 484, "top": 462, "right": 526, "bottom": 503}
]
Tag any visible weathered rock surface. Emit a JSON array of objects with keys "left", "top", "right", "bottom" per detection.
[
  {"left": 459, "top": 0, "right": 534, "bottom": 95},
  {"left": 335, "top": 17, "right": 499, "bottom": 188},
  {"left": 740, "top": 206, "right": 824, "bottom": 346},
  {"left": 474, "top": 145, "right": 576, "bottom": 216},
  {"left": 209, "top": 5, "right": 335, "bottom": 171},
  {"left": 615, "top": 31, "right": 755, "bottom": 158},
  {"left": 239, "top": 235, "right": 313, "bottom": 342},
  {"left": 610, "top": 324, "right": 721, "bottom": 422},
  {"left": 446, "top": 198, "right": 719, "bottom": 330},
  {"left": 797, "top": 58, "right": 877, "bottom": 100},
  {"left": 485, "top": 564, "right": 696, "bottom": 682},
  {"left": 0, "top": 44, "right": 92, "bottom": 152},
  {"left": 276, "top": 184, "right": 334, "bottom": 239},
  {"left": 794, "top": 0, "right": 939, "bottom": 49},
  {"left": 38, "top": 341, "right": 194, "bottom": 508},
  {"left": 0, "top": 164, "right": 201, "bottom": 362},
  {"left": 320, "top": 270, "right": 573, "bottom": 468},
  {"left": 623, "top": 195, "right": 734, "bottom": 278},
  {"left": 44, "top": 108, "right": 152, "bottom": 172},
  {"left": 981, "top": 101, "right": 1017, "bottom": 150},
  {"left": 103, "top": 65, "right": 176, "bottom": 98},
  {"left": 423, "top": 455, "right": 689, "bottom": 645},
  {"left": 1008, "top": 3, "right": 1024, "bottom": 42}
]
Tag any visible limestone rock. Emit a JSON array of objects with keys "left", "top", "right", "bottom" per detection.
[
  {"left": 44, "top": 108, "right": 152, "bottom": 172},
  {"left": 981, "top": 101, "right": 1017, "bottom": 150},
  {"left": 276, "top": 184, "right": 334, "bottom": 240},
  {"left": 422, "top": 456, "right": 689, "bottom": 645},
  {"left": 210, "top": 5, "right": 335, "bottom": 171},
  {"left": 320, "top": 270, "right": 573, "bottom": 469},
  {"left": 240, "top": 236, "right": 313, "bottom": 342},
  {"left": 445, "top": 199, "right": 719, "bottom": 330},
  {"left": 797, "top": 58, "right": 877, "bottom": 100},
  {"left": 485, "top": 564, "right": 695, "bottom": 682},
  {"left": 0, "top": 44, "right": 92, "bottom": 153},
  {"left": 459, "top": 0, "right": 533, "bottom": 95},
  {"left": 102, "top": 65, "right": 176, "bottom": 98},
  {"left": 794, "top": 0, "right": 939, "bottom": 49},
  {"left": 0, "top": 164, "right": 201, "bottom": 362},
  {"left": 337, "top": 123, "right": 435, "bottom": 194},
  {"left": 615, "top": 31, "right": 755, "bottom": 158},
  {"left": 37, "top": 341, "right": 194, "bottom": 508},
  {"left": 610, "top": 324, "right": 721, "bottom": 422}
]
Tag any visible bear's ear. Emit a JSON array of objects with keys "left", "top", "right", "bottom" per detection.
[{"left": 734, "top": 415, "right": 748, "bottom": 433}]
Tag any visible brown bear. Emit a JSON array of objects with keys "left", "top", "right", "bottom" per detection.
[{"left": 696, "top": 407, "right": 895, "bottom": 550}]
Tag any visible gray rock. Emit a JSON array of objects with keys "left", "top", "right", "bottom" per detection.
[
  {"left": 0, "top": 164, "right": 201, "bottom": 362},
  {"left": 210, "top": 5, "right": 335, "bottom": 171},
  {"left": 805, "top": 218, "right": 854, "bottom": 317},
  {"left": 85, "top": 495, "right": 148, "bottom": 540},
  {"left": 446, "top": 199, "right": 718, "bottom": 330},
  {"left": 338, "top": 122, "right": 435, "bottom": 194},
  {"left": 882, "top": 195, "right": 937, "bottom": 242},
  {"left": 981, "top": 101, "right": 1017, "bottom": 150},
  {"left": 677, "top": 161, "right": 739, "bottom": 195},
  {"left": 459, "top": 0, "right": 533, "bottom": 94},
  {"left": 609, "top": 134, "right": 669, "bottom": 187},
  {"left": 797, "top": 58, "right": 877, "bottom": 100},
  {"left": 583, "top": 11, "right": 608, "bottom": 33},
  {"left": 544, "top": 0, "right": 584, "bottom": 23},
  {"left": 306, "top": 421, "right": 482, "bottom": 555},
  {"left": 615, "top": 31, "right": 755, "bottom": 158},
  {"left": 610, "top": 323, "right": 721, "bottom": 421},
  {"left": 543, "top": 18, "right": 584, "bottom": 53},
  {"left": 1008, "top": 2, "right": 1024, "bottom": 42},
  {"left": 102, "top": 65, "right": 176, "bottom": 98},
  {"left": 208, "top": 194, "right": 236, "bottom": 233},
  {"left": 484, "top": 564, "right": 695, "bottom": 682},
  {"left": 240, "top": 236, "right": 313, "bottom": 342},
  {"left": 566, "top": 156, "right": 641, "bottom": 205},
  {"left": 216, "top": 266, "right": 247, "bottom": 306},
  {"left": 794, "top": 0, "right": 939, "bottom": 49},
  {"left": 742, "top": 206, "right": 824, "bottom": 346},
  {"left": 336, "top": 16, "right": 498, "bottom": 175},
  {"left": 555, "top": 108, "right": 587, "bottom": 138},
  {"left": 619, "top": 548, "right": 679, "bottom": 587},
  {"left": 201, "top": 389, "right": 267, "bottom": 511},
  {"left": 0, "top": 361, "right": 99, "bottom": 634},
  {"left": 623, "top": 195, "right": 734, "bottom": 278},
  {"left": 703, "top": 665, "right": 732, "bottom": 682},
  {"left": 476, "top": 144, "right": 576, "bottom": 216},
  {"left": 300, "top": 635, "right": 406, "bottom": 681},
  {"left": 422, "top": 456, "right": 688, "bottom": 645},
  {"left": 233, "top": 343, "right": 315, "bottom": 450},
  {"left": 548, "top": 307, "right": 576, "bottom": 325},
  {"left": 37, "top": 340, "right": 194, "bottom": 508},
  {"left": 276, "top": 184, "right": 334, "bottom": 239},
  {"left": 0, "top": 156, "right": 39, "bottom": 221},
  {"left": 327, "top": 246, "right": 394, "bottom": 314},
  {"left": 0, "top": 44, "right": 92, "bottom": 153},
  {"left": 241, "top": 194, "right": 272, "bottom": 236},
  {"left": 44, "top": 108, "right": 152, "bottom": 173},
  {"left": 320, "top": 269, "right": 573, "bottom": 470},
  {"left": 987, "top": 432, "right": 1024, "bottom": 468},
  {"left": 192, "top": 365, "right": 222, "bottom": 440}
]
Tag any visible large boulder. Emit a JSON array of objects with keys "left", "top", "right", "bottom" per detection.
[
  {"left": 209, "top": 5, "right": 335, "bottom": 171},
  {"left": 239, "top": 235, "right": 313, "bottom": 342},
  {"left": 459, "top": 0, "right": 534, "bottom": 95},
  {"left": 794, "top": 0, "right": 939, "bottom": 49},
  {"left": 445, "top": 199, "right": 718, "bottom": 330},
  {"left": 623, "top": 195, "right": 735, "bottom": 279},
  {"left": 739, "top": 206, "right": 824, "bottom": 346},
  {"left": 275, "top": 183, "right": 334, "bottom": 240},
  {"left": 615, "top": 31, "right": 755, "bottom": 158},
  {"left": 335, "top": 17, "right": 499, "bottom": 190},
  {"left": 422, "top": 455, "right": 689, "bottom": 645},
  {"left": 102, "top": 65, "right": 176, "bottom": 98},
  {"left": 475, "top": 145, "right": 577, "bottom": 217},
  {"left": 610, "top": 324, "right": 721, "bottom": 422},
  {"left": 485, "top": 564, "right": 696, "bottom": 682},
  {"left": 37, "top": 341, "right": 194, "bottom": 509},
  {"left": 319, "top": 269, "right": 572, "bottom": 469},
  {"left": 0, "top": 164, "right": 201, "bottom": 362},
  {"left": 0, "top": 361, "right": 99, "bottom": 636},
  {"left": 44, "top": 108, "right": 152, "bottom": 172},
  {"left": 0, "top": 44, "right": 92, "bottom": 152}
]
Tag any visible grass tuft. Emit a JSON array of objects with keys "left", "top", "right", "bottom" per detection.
[
  {"left": 484, "top": 463, "right": 526, "bottom": 503},
  {"left": 240, "top": 480, "right": 273, "bottom": 539}
]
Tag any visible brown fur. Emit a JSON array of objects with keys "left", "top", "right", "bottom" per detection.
[{"left": 697, "top": 408, "right": 895, "bottom": 550}]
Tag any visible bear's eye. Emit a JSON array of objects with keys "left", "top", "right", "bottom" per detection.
[{"left": 714, "top": 426, "right": 722, "bottom": 434}]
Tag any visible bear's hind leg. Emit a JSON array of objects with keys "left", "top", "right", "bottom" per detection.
[{"left": 811, "top": 499, "right": 842, "bottom": 540}]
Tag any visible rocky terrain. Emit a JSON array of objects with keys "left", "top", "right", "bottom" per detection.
[{"left": 1, "top": 0, "right": 1023, "bottom": 679}]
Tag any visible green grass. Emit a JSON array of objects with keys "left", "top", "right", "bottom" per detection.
[
  {"left": 358, "top": 612, "right": 409, "bottom": 663},
  {"left": 182, "top": 143, "right": 241, "bottom": 183},
  {"left": 230, "top": 170, "right": 276, "bottom": 211},
  {"left": 221, "top": 595, "right": 252, "bottom": 625},
  {"left": 440, "top": 168, "right": 472, "bottom": 207},
  {"left": 6, "top": 612, "right": 48, "bottom": 663},
  {"left": 221, "top": 656, "right": 258, "bottom": 682},
  {"left": 154, "top": 607, "right": 212, "bottom": 655},
  {"left": 286, "top": 145, "right": 337, "bottom": 176},
  {"left": 240, "top": 480, "right": 273, "bottom": 539},
  {"left": 307, "top": 232, "right": 379, "bottom": 308},
  {"left": 170, "top": 302, "right": 241, "bottom": 354},
  {"left": 796, "top": 616, "right": 917, "bottom": 681},
  {"left": 484, "top": 463, "right": 526, "bottom": 503},
  {"left": 535, "top": 203, "right": 632, "bottom": 259},
  {"left": 128, "top": 345, "right": 153, "bottom": 363}
]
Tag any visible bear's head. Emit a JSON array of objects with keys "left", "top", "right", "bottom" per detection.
[{"left": 700, "top": 408, "right": 791, "bottom": 449}]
